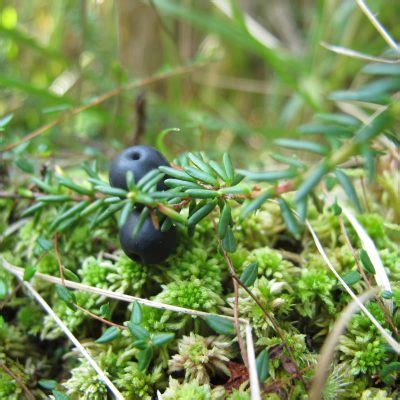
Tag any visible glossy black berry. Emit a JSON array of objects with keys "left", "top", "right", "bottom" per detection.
[
  {"left": 119, "top": 211, "right": 179, "bottom": 264},
  {"left": 109, "top": 145, "right": 169, "bottom": 190}
]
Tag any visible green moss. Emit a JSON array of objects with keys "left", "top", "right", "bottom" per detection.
[
  {"left": 0, "top": 371, "right": 20, "bottom": 400},
  {"left": 156, "top": 279, "right": 223, "bottom": 312},
  {"left": 115, "top": 363, "right": 162, "bottom": 400},
  {"left": 162, "top": 378, "right": 213, "bottom": 400},
  {"left": 295, "top": 267, "right": 336, "bottom": 318},
  {"left": 166, "top": 247, "right": 225, "bottom": 293},
  {"left": 168, "top": 333, "right": 232, "bottom": 384}
]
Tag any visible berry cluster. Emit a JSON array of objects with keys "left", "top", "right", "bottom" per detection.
[{"left": 109, "top": 145, "right": 179, "bottom": 264}]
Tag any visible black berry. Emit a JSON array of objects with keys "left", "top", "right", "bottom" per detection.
[
  {"left": 119, "top": 211, "right": 178, "bottom": 264},
  {"left": 109, "top": 145, "right": 169, "bottom": 190}
]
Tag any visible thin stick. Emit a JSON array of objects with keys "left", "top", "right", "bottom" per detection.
[
  {"left": 338, "top": 216, "right": 398, "bottom": 336},
  {"left": 231, "top": 270, "right": 249, "bottom": 370},
  {"left": 308, "top": 289, "right": 377, "bottom": 400},
  {"left": 1, "top": 60, "right": 211, "bottom": 153},
  {"left": 321, "top": 42, "right": 400, "bottom": 63},
  {"left": 305, "top": 220, "right": 400, "bottom": 353},
  {"left": 245, "top": 324, "right": 261, "bottom": 400},
  {"left": 0, "top": 362, "right": 36, "bottom": 400},
  {"left": 4, "top": 266, "right": 124, "bottom": 400},
  {"left": 355, "top": 0, "right": 399, "bottom": 50},
  {"left": 73, "top": 304, "right": 126, "bottom": 330},
  {"left": 1, "top": 260, "right": 247, "bottom": 323},
  {"left": 341, "top": 206, "right": 392, "bottom": 310}
]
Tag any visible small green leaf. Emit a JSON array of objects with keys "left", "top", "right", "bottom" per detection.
[
  {"left": 380, "top": 361, "right": 400, "bottom": 385},
  {"left": 203, "top": 315, "right": 235, "bottom": 335},
  {"left": 223, "top": 153, "right": 235, "bottom": 182},
  {"left": 137, "top": 169, "right": 161, "bottom": 189},
  {"left": 80, "top": 199, "right": 105, "bottom": 217},
  {"left": 37, "top": 236, "right": 53, "bottom": 251},
  {"left": 126, "top": 170, "right": 135, "bottom": 190},
  {"left": 278, "top": 198, "right": 301, "bottom": 239},
  {"left": 94, "top": 185, "right": 127, "bottom": 197},
  {"left": 222, "top": 226, "right": 236, "bottom": 253},
  {"left": 159, "top": 166, "right": 196, "bottom": 182},
  {"left": 218, "top": 186, "right": 250, "bottom": 195},
  {"left": 142, "top": 173, "right": 165, "bottom": 192},
  {"left": 133, "top": 339, "right": 148, "bottom": 350},
  {"left": 187, "top": 201, "right": 216, "bottom": 226},
  {"left": 185, "top": 189, "right": 219, "bottom": 199},
  {"left": 185, "top": 166, "right": 219, "bottom": 187},
  {"left": 23, "top": 265, "right": 36, "bottom": 281},
  {"left": 161, "top": 217, "right": 173, "bottom": 232},
  {"left": 95, "top": 326, "right": 121, "bottom": 344},
  {"left": 296, "top": 197, "right": 308, "bottom": 222},
  {"left": 16, "top": 158, "right": 34, "bottom": 173},
  {"left": 58, "top": 178, "right": 92, "bottom": 195},
  {"left": 381, "top": 290, "right": 393, "bottom": 299},
  {"left": 164, "top": 178, "right": 202, "bottom": 190},
  {"left": 55, "top": 285, "right": 76, "bottom": 304},
  {"left": 341, "top": 270, "right": 361, "bottom": 286},
  {"left": 330, "top": 198, "right": 342, "bottom": 216},
  {"left": 209, "top": 160, "right": 228, "bottom": 181},
  {"left": 0, "top": 279, "right": 8, "bottom": 299},
  {"left": 218, "top": 202, "right": 231, "bottom": 239},
  {"left": 119, "top": 201, "right": 133, "bottom": 228},
  {"left": 256, "top": 349, "right": 269, "bottom": 381},
  {"left": 240, "top": 168, "right": 297, "bottom": 182},
  {"left": 38, "top": 195, "right": 71, "bottom": 203},
  {"left": 335, "top": 169, "right": 362, "bottom": 213},
  {"left": 295, "top": 163, "right": 329, "bottom": 203},
  {"left": 93, "top": 202, "right": 125, "bottom": 228},
  {"left": 100, "top": 304, "right": 111, "bottom": 319},
  {"left": 130, "top": 301, "right": 142, "bottom": 325},
  {"left": 275, "top": 138, "right": 329, "bottom": 155},
  {"left": 0, "top": 113, "right": 13, "bottom": 129},
  {"left": 38, "top": 379, "right": 57, "bottom": 390},
  {"left": 240, "top": 190, "right": 273, "bottom": 219},
  {"left": 187, "top": 152, "right": 217, "bottom": 177},
  {"left": 52, "top": 390, "right": 70, "bottom": 400},
  {"left": 152, "top": 332, "right": 175, "bottom": 347},
  {"left": 240, "top": 262, "right": 258, "bottom": 286},
  {"left": 131, "top": 208, "right": 150, "bottom": 239},
  {"left": 360, "top": 249, "right": 376, "bottom": 274},
  {"left": 157, "top": 205, "right": 185, "bottom": 225},
  {"left": 137, "top": 347, "right": 153, "bottom": 371},
  {"left": 63, "top": 268, "right": 81, "bottom": 283},
  {"left": 127, "top": 322, "right": 150, "bottom": 340},
  {"left": 20, "top": 202, "right": 46, "bottom": 217}
]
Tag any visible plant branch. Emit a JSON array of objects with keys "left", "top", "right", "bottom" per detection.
[
  {"left": 0, "top": 362, "right": 36, "bottom": 400},
  {"left": 217, "top": 233, "right": 306, "bottom": 388}
]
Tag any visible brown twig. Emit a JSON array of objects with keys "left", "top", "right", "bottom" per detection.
[
  {"left": 212, "top": 220, "right": 248, "bottom": 370},
  {"left": 73, "top": 303, "right": 126, "bottom": 330},
  {"left": 219, "top": 244, "right": 306, "bottom": 388},
  {"left": 0, "top": 362, "right": 36, "bottom": 400},
  {"left": 1, "top": 60, "right": 212, "bottom": 153},
  {"left": 133, "top": 91, "right": 147, "bottom": 145},
  {"left": 53, "top": 232, "right": 65, "bottom": 285}
]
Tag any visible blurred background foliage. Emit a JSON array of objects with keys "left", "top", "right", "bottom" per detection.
[{"left": 0, "top": 0, "right": 399, "bottom": 168}]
